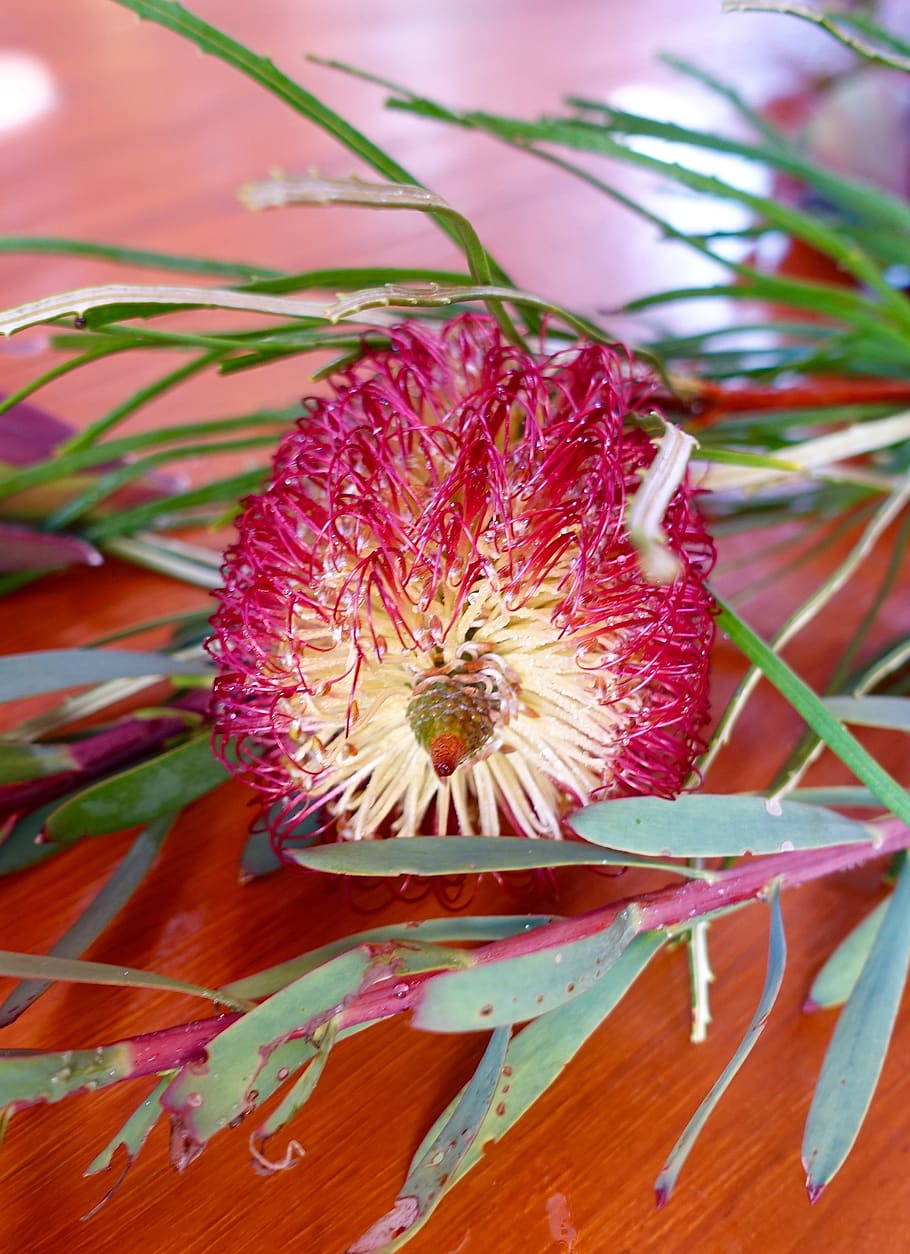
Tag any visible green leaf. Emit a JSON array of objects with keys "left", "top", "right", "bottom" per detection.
[
  {"left": 0, "top": 649, "right": 211, "bottom": 701},
  {"left": 0, "top": 816, "right": 175, "bottom": 1026},
  {"left": 0, "top": 949, "right": 245, "bottom": 1010},
  {"left": 0, "top": 1042, "right": 143, "bottom": 1110},
  {"left": 223, "top": 914, "right": 556, "bottom": 1001},
  {"left": 288, "top": 835, "right": 711, "bottom": 879},
  {"left": 0, "top": 802, "right": 63, "bottom": 876},
  {"left": 107, "top": 0, "right": 511, "bottom": 287},
  {"left": 84, "top": 1074, "right": 173, "bottom": 1178},
  {"left": 803, "top": 856, "right": 910, "bottom": 1199},
  {"left": 787, "top": 787, "right": 882, "bottom": 809},
  {"left": 715, "top": 596, "right": 910, "bottom": 829},
  {"left": 413, "top": 906, "right": 641, "bottom": 1032},
  {"left": 722, "top": 2, "right": 910, "bottom": 72},
  {"left": 570, "top": 794, "right": 872, "bottom": 857},
  {"left": 351, "top": 1027, "right": 511, "bottom": 1253},
  {"left": 254, "top": 1019, "right": 339, "bottom": 1146},
  {"left": 44, "top": 734, "right": 227, "bottom": 842},
  {"left": 0, "top": 741, "right": 76, "bottom": 784},
  {"left": 161, "top": 948, "right": 375, "bottom": 1147},
  {"left": 557, "top": 101, "right": 910, "bottom": 241},
  {"left": 806, "top": 900, "right": 889, "bottom": 1012},
  {"left": 655, "top": 883, "right": 786, "bottom": 1205},
  {"left": 375, "top": 933, "right": 664, "bottom": 1251},
  {"left": 83, "top": 470, "right": 265, "bottom": 540},
  {"left": 0, "top": 235, "right": 282, "bottom": 279},
  {"left": 823, "top": 696, "right": 910, "bottom": 732}
]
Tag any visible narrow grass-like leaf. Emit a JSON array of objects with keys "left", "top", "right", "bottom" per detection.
[
  {"left": 806, "top": 899, "right": 889, "bottom": 1013},
  {"left": 0, "top": 235, "right": 282, "bottom": 279},
  {"left": 0, "top": 649, "right": 210, "bottom": 701},
  {"left": 723, "top": 2, "right": 910, "bottom": 71},
  {"left": 107, "top": 0, "right": 513, "bottom": 294},
  {"left": 413, "top": 907, "right": 640, "bottom": 1032},
  {"left": 351, "top": 1027, "right": 511, "bottom": 1253},
  {"left": 0, "top": 950, "right": 247, "bottom": 1010},
  {"left": 557, "top": 102, "right": 910, "bottom": 240},
  {"left": 386, "top": 98, "right": 910, "bottom": 336},
  {"left": 288, "top": 835, "right": 711, "bottom": 879},
  {"left": 0, "top": 815, "right": 175, "bottom": 1026},
  {"left": 44, "top": 432, "right": 279, "bottom": 529},
  {"left": 822, "top": 696, "right": 910, "bottom": 732},
  {"left": 0, "top": 408, "right": 294, "bottom": 502},
  {"left": 82, "top": 469, "right": 266, "bottom": 540},
  {"left": 570, "top": 795, "right": 872, "bottom": 857},
  {"left": 101, "top": 536, "right": 223, "bottom": 589},
  {"left": 803, "top": 856, "right": 910, "bottom": 1199},
  {"left": 0, "top": 741, "right": 76, "bottom": 784},
  {"left": 44, "top": 733, "right": 226, "bottom": 842},
  {"left": 714, "top": 596, "right": 910, "bottom": 828},
  {"left": 223, "top": 915, "right": 556, "bottom": 1001},
  {"left": 655, "top": 883, "right": 786, "bottom": 1205}
]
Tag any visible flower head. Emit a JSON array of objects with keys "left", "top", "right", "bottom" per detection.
[{"left": 208, "top": 315, "right": 715, "bottom": 849}]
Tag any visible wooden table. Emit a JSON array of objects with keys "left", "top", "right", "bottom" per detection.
[{"left": 2, "top": 3, "right": 907, "bottom": 1251}]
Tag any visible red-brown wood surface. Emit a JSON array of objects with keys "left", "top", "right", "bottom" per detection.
[{"left": 2, "top": 4, "right": 909, "bottom": 1252}]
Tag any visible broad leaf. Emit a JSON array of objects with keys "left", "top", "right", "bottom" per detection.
[
  {"left": 413, "top": 907, "right": 640, "bottom": 1031},
  {"left": 44, "top": 734, "right": 227, "bottom": 842},
  {"left": 570, "top": 794, "right": 872, "bottom": 857},
  {"left": 806, "top": 900, "right": 889, "bottom": 1012},
  {"left": 803, "top": 857, "right": 910, "bottom": 1199},
  {"left": 289, "top": 835, "right": 711, "bottom": 879}
]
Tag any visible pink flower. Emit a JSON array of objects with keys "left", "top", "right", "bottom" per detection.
[{"left": 208, "top": 315, "right": 715, "bottom": 850}]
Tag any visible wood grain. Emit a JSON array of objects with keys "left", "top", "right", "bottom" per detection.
[{"left": 1, "top": 4, "right": 906, "bottom": 1252}]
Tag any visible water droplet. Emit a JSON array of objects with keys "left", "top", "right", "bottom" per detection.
[{"left": 185, "top": 1091, "right": 204, "bottom": 1109}]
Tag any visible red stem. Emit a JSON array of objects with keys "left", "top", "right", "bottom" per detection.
[
  {"left": 34, "top": 819, "right": 909, "bottom": 1091},
  {"left": 661, "top": 378, "right": 910, "bottom": 424}
]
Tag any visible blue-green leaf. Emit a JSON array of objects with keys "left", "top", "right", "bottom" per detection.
[
  {"left": 161, "top": 948, "right": 375, "bottom": 1148},
  {"left": 656, "top": 883, "right": 786, "bottom": 1205},
  {"left": 803, "top": 856, "right": 910, "bottom": 1199},
  {"left": 0, "top": 648, "right": 210, "bottom": 701},
  {"left": 367, "top": 933, "right": 663, "bottom": 1251},
  {"left": 823, "top": 695, "right": 910, "bottom": 732},
  {"left": 0, "top": 801, "right": 63, "bottom": 875},
  {"left": 289, "top": 835, "right": 711, "bottom": 879},
  {"left": 84, "top": 1074, "right": 173, "bottom": 1178},
  {"left": 570, "top": 794, "right": 872, "bottom": 857},
  {"left": 222, "top": 914, "right": 556, "bottom": 1001},
  {"left": 806, "top": 900, "right": 889, "bottom": 1012},
  {"left": 351, "top": 1027, "right": 511, "bottom": 1253},
  {"left": 413, "top": 907, "right": 641, "bottom": 1031}
]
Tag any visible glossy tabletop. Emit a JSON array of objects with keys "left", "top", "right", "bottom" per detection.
[{"left": 2, "top": 4, "right": 909, "bottom": 1252}]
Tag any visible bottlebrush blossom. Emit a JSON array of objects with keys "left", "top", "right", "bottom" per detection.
[{"left": 208, "top": 315, "right": 715, "bottom": 849}]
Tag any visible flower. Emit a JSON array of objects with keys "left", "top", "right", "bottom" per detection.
[{"left": 208, "top": 315, "right": 715, "bottom": 849}]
